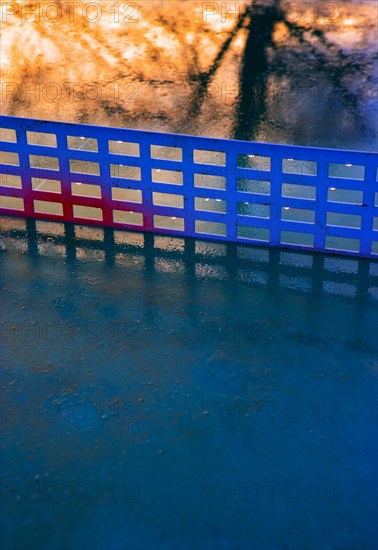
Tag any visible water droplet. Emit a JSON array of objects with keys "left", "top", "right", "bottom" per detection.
[
  {"left": 346, "top": 163, "right": 352, "bottom": 167},
  {"left": 330, "top": 187, "right": 336, "bottom": 191},
  {"left": 283, "top": 206, "right": 290, "bottom": 210}
]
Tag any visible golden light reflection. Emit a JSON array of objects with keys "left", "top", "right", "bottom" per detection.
[
  {"left": 273, "top": 21, "right": 290, "bottom": 43},
  {"left": 0, "top": 0, "right": 376, "bottom": 139},
  {"left": 343, "top": 18, "right": 356, "bottom": 27}
]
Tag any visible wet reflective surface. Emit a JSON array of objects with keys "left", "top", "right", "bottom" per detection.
[
  {"left": 1, "top": 2, "right": 378, "bottom": 547},
  {"left": 1, "top": 1, "right": 377, "bottom": 150},
  {"left": 1, "top": 217, "right": 378, "bottom": 549}
]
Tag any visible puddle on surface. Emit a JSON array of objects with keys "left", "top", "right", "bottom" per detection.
[{"left": 1, "top": 217, "right": 377, "bottom": 549}]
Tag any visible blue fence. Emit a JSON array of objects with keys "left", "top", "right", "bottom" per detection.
[{"left": 0, "top": 115, "right": 377, "bottom": 258}]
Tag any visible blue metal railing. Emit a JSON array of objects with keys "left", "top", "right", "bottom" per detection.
[{"left": 0, "top": 115, "right": 377, "bottom": 258}]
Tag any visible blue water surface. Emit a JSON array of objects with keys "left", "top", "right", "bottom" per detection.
[{"left": 1, "top": 217, "right": 377, "bottom": 550}]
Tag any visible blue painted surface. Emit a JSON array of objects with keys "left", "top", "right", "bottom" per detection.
[
  {"left": 0, "top": 115, "right": 377, "bottom": 258},
  {"left": 1, "top": 219, "right": 377, "bottom": 549}
]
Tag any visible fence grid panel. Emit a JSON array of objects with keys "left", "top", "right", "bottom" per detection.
[{"left": 1, "top": 115, "right": 377, "bottom": 258}]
